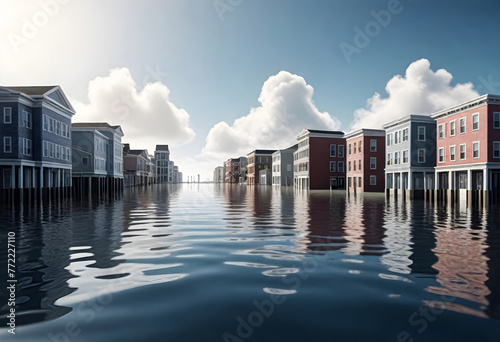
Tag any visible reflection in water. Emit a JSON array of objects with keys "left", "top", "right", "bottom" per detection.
[{"left": 0, "top": 184, "right": 499, "bottom": 342}]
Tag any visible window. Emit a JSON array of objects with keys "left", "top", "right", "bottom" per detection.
[
  {"left": 348, "top": 177, "right": 352, "bottom": 187},
  {"left": 402, "top": 128, "right": 408, "bottom": 142},
  {"left": 56, "top": 121, "right": 61, "bottom": 135},
  {"left": 370, "top": 157, "right": 376, "bottom": 170},
  {"left": 353, "top": 177, "right": 356, "bottom": 187},
  {"left": 49, "top": 143, "right": 54, "bottom": 158},
  {"left": 460, "top": 144, "right": 466, "bottom": 160},
  {"left": 330, "top": 161, "right": 336, "bottom": 172},
  {"left": 418, "top": 126, "right": 426, "bottom": 141},
  {"left": 394, "top": 151, "right": 400, "bottom": 164},
  {"left": 21, "top": 111, "right": 32, "bottom": 128},
  {"left": 3, "top": 107, "right": 12, "bottom": 124},
  {"left": 494, "top": 142, "right": 500, "bottom": 158},
  {"left": 330, "top": 144, "right": 336, "bottom": 157},
  {"left": 56, "top": 145, "right": 61, "bottom": 159},
  {"left": 450, "top": 120, "right": 456, "bottom": 136},
  {"left": 450, "top": 146, "right": 456, "bottom": 161},
  {"left": 358, "top": 141, "right": 361, "bottom": 152},
  {"left": 348, "top": 144, "right": 351, "bottom": 155},
  {"left": 370, "top": 175, "right": 376, "bottom": 186},
  {"left": 43, "top": 115, "right": 48, "bottom": 131},
  {"left": 43, "top": 141, "right": 48, "bottom": 157},
  {"left": 460, "top": 117, "right": 466, "bottom": 134},
  {"left": 348, "top": 161, "right": 351, "bottom": 171},
  {"left": 394, "top": 131, "right": 399, "bottom": 144},
  {"left": 387, "top": 133, "right": 392, "bottom": 146},
  {"left": 438, "top": 124, "right": 444, "bottom": 139},
  {"left": 403, "top": 150, "right": 409, "bottom": 163},
  {"left": 354, "top": 142, "right": 357, "bottom": 154},
  {"left": 387, "top": 153, "right": 392, "bottom": 166},
  {"left": 418, "top": 149, "right": 426, "bottom": 163},
  {"left": 359, "top": 159, "right": 361, "bottom": 170},
  {"left": 83, "top": 157, "right": 88, "bottom": 166},
  {"left": 494, "top": 112, "right": 500, "bottom": 129},
  {"left": 353, "top": 160, "right": 356, "bottom": 171},
  {"left": 473, "top": 141, "right": 479, "bottom": 159},
  {"left": 438, "top": 148, "right": 444, "bottom": 163},
  {"left": 338, "top": 145, "right": 345, "bottom": 157},
  {"left": 3, "top": 137, "right": 12, "bottom": 153},
  {"left": 21, "top": 138, "right": 31, "bottom": 156},
  {"left": 49, "top": 118, "right": 54, "bottom": 132},
  {"left": 370, "top": 139, "right": 377, "bottom": 152},
  {"left": 472, "top": 113, "right": 479, "bottom": 131},
  {"left": 338, "top": 162, "right": 344, "bottom": 173}
]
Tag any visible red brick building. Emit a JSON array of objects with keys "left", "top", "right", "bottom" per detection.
[
  {"left": 293, "top": 129, "right": 346, "bottom": 190},
  {"left": 431, "top": 94, "right": 500, "bottom": 205},
  {"left": 345, "top": 129, "right": 386, "bottom": 193}
]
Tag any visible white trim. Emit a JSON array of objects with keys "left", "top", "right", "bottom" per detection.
[
  {"left": 3, "top": 107, "right": 12, "bottom": 124},
  {"left": 459, "top": 117, "right": 466, "bottom": 134},
  {"left": 494, "top": 112, "right": 500, "bottom": 129},
  {"left": 450, "top": 119, "right": 456, "bottom": 136},
  {"left": 460, "top": 143, "right": 466, "bottom": 160},
  {"left": 3, "top": 136, "right": 12, "bottom": 153},
  {"left": 450, "top": 145, "right": 456, "bottom": 162},
  {"left": 494, "top": 141, "right": 500, "bottom": 159},
  {"left": 472, "top": 113, "right": 479, "bottom": 131},
  {"left": 438, "top": 147, "right": 444, "bottom": 163},
  {"left": 417, "top": 149, "right": 426, "bottom": 164},
  {"left": 418, "top": 126, "right": 426, "bottom": 141},
  {"left": 370, "top": 175, "right": 376, "bottom": 186},
  {"left": 370, "top": 157, "right": 377, "bottom": 170}
]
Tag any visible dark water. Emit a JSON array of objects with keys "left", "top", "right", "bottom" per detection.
[{"left": 1, "top": 184, "right": 500, "bottom": 342}]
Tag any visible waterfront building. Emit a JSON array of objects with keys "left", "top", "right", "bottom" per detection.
[
  {"left": 239, "top": 157, "right": 248, "bottom": 184},
  {"left": 154, "top": 145, "right": 170, "bottom": 183},
  {"left": 293, "top": 129, "right": 346, "bottom": 190},
  {"left": 213, "top": 166, "right": 224, "bottom": 183},
  {"left": 71, "top": 122, "right": 124, "bottom": 195},
  {"left": 168, "top": 161, "right": 174, "bottom": 183},
  {"left": 272, "top": 144, "right": 297, "bottom": 186},
  {"left": 344, "top": 129, "right": 386, "bottom": 193},
  {"left": 246, "top": 150, "right": 276, "bottom": 185},
  {"left": 259, "top": 169, "right": 272, "bottom": 185},
  {"left": 123, "top": 145, "right": 153, "bottom": 186},
  {"left": 0, "top": 85, "right": 75, "bottom": 199},
  {"left": 225, "top": 158, "right": 241, "bottom": 183},
  {"left": 431, "top": 94, "right": 500, "bottom": 205},
  {"left": 177, "top": 171, "right": 183, "bottom": 183},
  {"left": 173, "top": 165, "right": 179, "bottom": 183},
  {"left": 383, "top": 115, "right": 436, "bottom": 200}
]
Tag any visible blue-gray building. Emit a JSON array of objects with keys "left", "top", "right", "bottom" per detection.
[
  {"left": 0, "top": 86, "right": 75, "bottom": 198},
  {"left": 71, "top": 122, "right": 124, "bottom": 194},
  {"left": 382, "top": 115, "right": 437, "bottom": 200}
]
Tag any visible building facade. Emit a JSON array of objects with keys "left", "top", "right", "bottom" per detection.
[
  {"left": 431, "top": 94, "right": 500, "bottom": 205},
  {"left": 213, "top": 166, "right": 224, "bottom": 183},
  {"left": 225, "top": 158, "right": 241, "bottom": 183},
  {"left": 272, "top": 145, "right": 297, "bottom": 186},
  {"left": 293, "top": 129, "right": 346, "bottom": 190},
  {"left": 0, "top": 86, "right": 74, "bottom": 199},
  {"left": 383, "top": 115, "right": 437, "bottom": 200},
  {"left": 123, "top": 147, "right": 153, "bottom": 186},
  {"left": 154, "top": 145, "right": 170, "bottom": 183},
  {"left": 345, "top": 129, "right": 385, "bottom": 193},
  {"left": 246, "top": 150, "right": 276, "bottom": 185}
]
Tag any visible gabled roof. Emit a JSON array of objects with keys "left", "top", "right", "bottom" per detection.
[
  {"left": 297, "top": 128, "right": 344, "bottom": 140},
  {"left": 72, "top": 122, "right": 124, "bottom": 136},
  {"left": 3, "top": 85, "right": 75, "bottom": 114}
]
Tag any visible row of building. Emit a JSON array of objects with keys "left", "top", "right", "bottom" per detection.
[
  {"left": 213, "top": 94, "right": 500, "bottom": 206},
  {"left": 0, "top": 85, "right": 183, "bottom": 201}
]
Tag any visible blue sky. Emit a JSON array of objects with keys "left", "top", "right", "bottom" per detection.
[{"left": 1, "top": 0, "right": 499, "bottom": 179}]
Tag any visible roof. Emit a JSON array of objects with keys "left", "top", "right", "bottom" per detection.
[
  {"left": 247, "top": 149, "right": 277, "bottom": 156},
  {"left": 72, "top": 122, "right": 120, "bottom": 129},
  {"left": 382, "top": 114, "right": 435, "bottom": 129},
  {"left": 344, "top": 128, "right": 386, "bottom": 139},
  {"left": 155, "top": 145, "right": 169, "bottom": 151},
  {"left": 128, "top": 149, "right": 147, "bottom": 155},
  {"left": 297, "top": 128, "right": 344, "bottom": 140},
  {"left": 431, "top": 94, "right": 500, "bottom": 120},
  {"left": 306, "top": 129, "right": 345, "bottom": 135},
  {"left": 5, "top": 86, "right": 58, "bottom": 96}
]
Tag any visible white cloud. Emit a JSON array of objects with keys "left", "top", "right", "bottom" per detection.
[
  {"left": 71, "top": 67, "right": 195, "bottom": 152},
  {"left": 202, "top": 71, "right": 341, "bottom": 159},
  {"left": 350, "top": 58, "right": 479, "bottom": 130}
]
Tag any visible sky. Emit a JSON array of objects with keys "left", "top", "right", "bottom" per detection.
[{"left": 1, "top": 0, "right": 499, "bottom": 180}]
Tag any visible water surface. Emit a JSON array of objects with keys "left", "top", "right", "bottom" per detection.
[{"left": 1, "top": 184, "right": 499, "bottom": 341}]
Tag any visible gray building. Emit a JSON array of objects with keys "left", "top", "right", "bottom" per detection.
[
  {"left": 272, "top": 145, "right": 297, "bottom": 186},
  {"left": 383, "top": 115, "right": 437, "bottom": 200},
  {"left": 71, "top": 122, "right": 124, "bottom": 194},
  {"left": 0, "top": 85, "right": 75, "bottom": 199},
  {"left": 154, "top": 145, "right": 170, "bottom": 183}
]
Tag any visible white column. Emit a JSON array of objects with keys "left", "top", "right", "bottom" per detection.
[
  {"left": 484, "top": 167, "right": 489, "bottom": 191},
  {"left": 435, "top": 172, "right": 439, "bottom": 190},
  {"left": 40, "top": 166, "right": 44, "bottom": 189},
  {"left": 19, "top": 165, "right": 23, "bottom": 189},
  {"left": 11, "top": 165, "right": 15, "bottom": 189},
  {"left": 32, "top": 167, "right": 35, "bottom": 188},
  {"left": 467, "top": 169, "right": 472, "bottom": 191},
  {"left": 423, "top": 172, "right": 427, "bottom": 190},
  {"left": 448, "top": 171, "right": 453, "bottom": 190}
]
